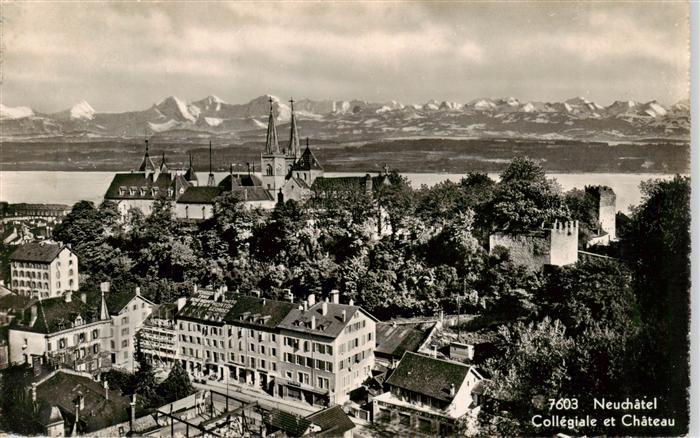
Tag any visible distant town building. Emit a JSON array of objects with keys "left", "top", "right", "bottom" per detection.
[
  {"left": 489, "top": 220, "right": 579, "bottom": 271},
  {"left": 10, "top": 242, "right": 79, "bottom": 300},
  {"left": 374, "top": 321, "right": 437, "bottom": 368},
  {"left": 0, "top": 202, "right": 71, "bottom": 219},
  {"left": 373, "top": 352, "right": 486, "bottom": 435},
  {"left": 264, "top": 405, "right": 356, "bottom": 437}
]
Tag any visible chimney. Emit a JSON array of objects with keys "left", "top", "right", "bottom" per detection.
[
  {"left": 129, "top": 394, "right": 136, "bottom": 433},
  {"left": 311, "top": 315, "right": 316, "bottom": 330},
  {"left": 303, "top": 300, "right": 308, "bottom": 311},
  {"left": 176, "top": 297, "right": 187, "bottom": 311},
  {"left": 104, "top": 380, "right": 109, "bottom": 401},
  {"left": 450, "top": 383, "right": 456, "bottom": 397},
  {"left": 193, "top": 285, "right": 198, "bottom": 295},
  {"left": 349, "top": 299, "right": 354, "bottom": 306},
  {"left": 65, "top": 291, "right": 72, "bottom": 303},
  {"left": 80, "top": 292, "right": 87, "bottom": 303},
  {"left": 321, "top": 300, "right": 328, "bottom": 316},
  {"left": 78, "top": 393, "right": 84, "bottom": 410},
  {"left": 307, "top": 294, "right": 316, "bottom": 306},
  {"left": 135, "top": 287, "right": 141, "bottom": 296},
  {"left": 330, "top": 289, "right": 340, "bottom": 304},
  {"left": 341, "top": 310, "right": 346, "bottom": 322},
  {"left": 31, "top": 383, "right": 37, "bottom": 403},
  {"left": 100, "top": 282, "right": 110, "bottom": 293}
]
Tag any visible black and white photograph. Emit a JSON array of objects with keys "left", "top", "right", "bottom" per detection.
[{"left": 0, "top": 2, "right": 695, "bottom": 436}]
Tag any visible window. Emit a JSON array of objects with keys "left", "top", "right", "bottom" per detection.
[
  {"left": 121, "top": 316, "right": 128, "bottom": 324},
  {"left": 260, "top": 359, "right": 266, "bottom": 370},
  {"left": 271, "top": 347, "right": 276, "bottom": 357},
  {"left": 272, "top": 362, "right": 277, "bottom": 372},
  {"left": 298, "top": 372, "right": 309, "bottom": 385},
  {"left": 133, "top": 304, "right": 137, "bottom": 311},
  {"left": 260, "top": 345, "right": 265, "bottom": 355},
  {"left": 121, "top": 328, "right": 129, "bottom": 336},
  {"left": 317, "top": 376, "right": 329, "bottom": 389},
  {"left": 286, "top": 371, "right": 293, "bottom": 379},
  {"left": 306, "top": 357, "right": 313, "bottom": 368},
  {"left": 296, "top": 355, "right": 305, "bottom": 366},
  {"left": 92, "top": 329, "right": 99, "bottom": 339},
  {"left": 250, "top": 343, "right": 255, "bottom": 352},
  {"left": 78, "top": 333, "right": 86, "bottom": 343},
  {"left": 93, "top": 344, "right": 99, "bottom": 354}
]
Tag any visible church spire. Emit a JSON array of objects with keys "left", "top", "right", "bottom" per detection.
[
  {"left": 184, "top": 153, "right": 198, "bottom": 184},
  {"left": 137, "top": 137, "right": 156, "bottom": 173},
  {"left": 264, "top": 96, "right": 280, "bottom": 154},
  {"left": 288, "top": 98, "right": 300, "bottom": 159},
  {"left": 207, "top": 140, "right": 215, "bottom": 186}
]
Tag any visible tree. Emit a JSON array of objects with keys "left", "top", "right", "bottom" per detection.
[
  {"left": 133, "top": 334, "right": 160, "bottom": 408},
  {"left": 158, "top": 362, "right": 194, "bottom": 403},
  {"left": 539, "top": 258, "right": 639, "bottom": 336},
  {"left": 485, "top": 158, "right": 569, "bottom": 232}
]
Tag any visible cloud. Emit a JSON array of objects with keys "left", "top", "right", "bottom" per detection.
[{"left": 0, "top": 2, "right": 688, "bottom": 112}]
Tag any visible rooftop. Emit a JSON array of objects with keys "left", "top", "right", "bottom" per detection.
[
  {"left": 35, "top": 370, "right": 130, "bottom": 434},
  {"left": 104, "top": 172, "right": 190, "bottom": 200},
  {"left": 291, "top": 146, "right": 324, "bottom": 172},
  {"left": 15, "top": 295, "right": 104, "bottom": 334},
  {"left": 176, "top": 186, "right": 224, "bottom": 204},
  {"left": 385, "top": 352, "right": 471, "bottom": 403},
  {"left": 218, "top": 173, "right": 263, "bottom": 188},
  {"left": 306, "top": 405, "right": 356, "bottom": 436},
  {"left": 375, "top": 321, "right": 435, "bottom": 360},
  {"left": 311, "top": 174, "right": 390, "bottom": 194},
  {"left": 279, "top": 301, "right": 371, "bottom": 339},
  {"left": 264, "top": 409, "right": 311, "bottom": 437},
  {"left": 224, "top": 295, "right": 297, "bottom": 329},
  {"left": 10, "top": 242, "right": 69, "bottom": 263}
]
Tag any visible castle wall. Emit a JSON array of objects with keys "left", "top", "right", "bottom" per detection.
[{"left": 489, "top": 233, "right": 550, "bottom": 271}]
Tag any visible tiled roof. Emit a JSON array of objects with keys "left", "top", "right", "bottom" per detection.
[
  {"left": 177, "top": 294, "right": 235, "bottom": 324},
  {"left": 306, "top": 405, "right": 356, "bottom": 436},
  {"left": 176, "top": 186, "right": 224, "bottom": 204},
  {"left": 138, "top": 154, "right": 156, "bottom": 172},
  {"left": 0, "top": 292, "right": 34, "bottom": 312},
  {"left": 36, "top": 371, "right": 130, "bottom": 433},
  {"left": 231, "top": 186, "right": 274, "bottom": 202},
  {"left": 224, "top": 295, "right": 297, "bottom": 329},
  {"left": 279, "top": 301, "right": 372, "bottom": 339},
  {"left": 265, "top": 409, "right": 311, "bottom": 437},
  {"left": 147, "top": 303, "right": 177, "bottom": 321},
  {"left": 311, "top": 174, "right": 390, "bottom": 193},
  {"left": 291, "top": 146, "right": 323, "bottom": 171},
  {"left": 218, "top": 173, "right": 263, "bottom": 188},
  {"left": 386, "top": 352, "right": 470, "bottom": 403},
  {"left": 375, "top": 322, "right": 435, "bottom": 360},
  {"left": 104, "top": 172, "right": 187, "bottom": 200},
  {"left": 10, "top": 242, "right": 68, "bottom": 263},
  {"left": 16, "top": 295, "right": 103, "bottom": 334}
]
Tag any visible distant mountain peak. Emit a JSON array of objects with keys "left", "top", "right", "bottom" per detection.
[{"left": 0, "top": 104, "right": 35, "bottom": 120}]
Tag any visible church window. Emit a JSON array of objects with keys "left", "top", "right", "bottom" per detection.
[{"left": 266, "top": 164, "right": 273, "bottom": 176}]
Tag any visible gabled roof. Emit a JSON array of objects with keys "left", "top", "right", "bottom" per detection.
[
  {"left": 16, "top": 295, "right": 104, "bottom": 334},
  {"left": 306, "top": 405, "right": 356, "bottom": 436},
  {"left": 177, "top": 294, "right": 235, "bottom": 325},
  {"left": 279, "top": 301, "right": 375, "bottom": 339},
  {"left": 184, "top": 154, "right": 198, "bottom": 183},
  {"left": 224, "top": 295, "right": 297, "bottom": 329},
  {"left": 265, "top": 409, "right": 311, "bottom": 437},
  {"left": 176, "top": 186, "right": 224, "bottom": 204},
  {"left": 0, "top": 292, "right": 33, "bottom": 312},
  {"left": 386, "top": 352, "right": 472, "bottom": 403},
  {"left": 10, "top": 242, "right": 70, "bottom": 263},
  {"left": 291, "top": 146, "right": 323, "bottom": 172}
]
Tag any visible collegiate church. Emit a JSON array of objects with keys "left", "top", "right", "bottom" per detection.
[{"left": 104, "top": 98, "right": 391, "bottom": 221}]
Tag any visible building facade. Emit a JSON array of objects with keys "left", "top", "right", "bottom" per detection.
[{"left": 10, "top": 242, "right": 79, "bottom": 300}]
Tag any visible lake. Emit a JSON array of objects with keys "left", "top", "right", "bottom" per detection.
[{"left": 0, "top": 171, "right": 680, "bottom": 214}]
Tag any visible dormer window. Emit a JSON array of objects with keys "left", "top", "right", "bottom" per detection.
[
  {"left": 168, "top": 188, "right": 174, "bottom": 198},
  {"left": 129, "top": 187, "right": 136, "bottom": 196},
  {"left": 119, "top": 186, "right": 127, "bottom": 195},
  {"left": 140, "top": 187, "right": 147, "bottom": 196},
  {"left": 152, "top": 187, "right": 159, "bottom": 196}
]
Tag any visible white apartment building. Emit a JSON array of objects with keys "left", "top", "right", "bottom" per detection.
[{"left": 10, "top": 242, "right": 79, "bottom": 300}]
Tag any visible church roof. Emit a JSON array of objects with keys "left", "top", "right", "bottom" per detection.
[
  {"left": 158, "top": 153, "right": 168, "bottom": 172},
  {"left": 231, "top": 186, "right": 275, "bottom": 202},
  {"left": 218, "top": 173, "right": 263, "bottom": 188},
  {"left": 184, "top": 154, "right": 198, "bottom": 183},
  {"left": 311, "top": 174, "right": 390, "bottom": 194},
  {"left": 176, "top": 186, "right": 224, "bottom": 204},
  {"left": 104, "top": 172, "right": 188, "bottom": 200},
  {"left": 291, "top": 146, "right": 323, "bottom": 172},
  {"left": 264, "top": 99, "right": 281, "bottom": 154}
]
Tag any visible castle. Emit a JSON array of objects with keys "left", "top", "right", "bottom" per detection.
[
  {"left": 105, "top": 97, "right": 392, "bottom": 220},
  {"left": 489, "top": 220, "right": 579, "bottom": 271},
  {"left": 584, "top": 185, "right": 616, "bottom": 247}
]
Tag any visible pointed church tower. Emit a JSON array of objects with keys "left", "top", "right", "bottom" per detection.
[
  {"left": 158, "top": 152, "right": 168, "bottom": 173},
  {"left": 207, "top": 141, "right": 215, "bottom": 187},
  {"left": 184, "top": 154, "right": 198, "bottom": 186},
  {"left": 261, "top": 96, "right": 287, "bottom": 194},
  {"left": 137, "top": 138, "right": 157, "bottom": 177},
  {"left": 288, "top": 98, "right": 301, "bottom": 160}
]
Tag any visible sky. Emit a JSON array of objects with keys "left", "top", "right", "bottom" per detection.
[{"left": 0, "top": 2, "right": 690, "bottom": 113}]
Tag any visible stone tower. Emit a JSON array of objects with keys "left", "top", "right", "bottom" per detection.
[
  {"left": 261, "top": 97, "right": 287, "bottom": 193},
  {"left": 586, "top": 186, "right": 616, "bottom": 240}
]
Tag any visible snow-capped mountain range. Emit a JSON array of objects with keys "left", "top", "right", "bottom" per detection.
[{"left": 0, "top": 94, "right": 689, "bottom": 141}]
